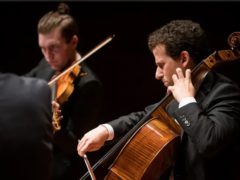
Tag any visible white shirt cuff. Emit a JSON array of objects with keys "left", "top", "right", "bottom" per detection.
[
  {"left": 179, "top": 97, "right": 196, "bottom": 108},
  {"left": 101, "top": 124, "right": 114, "bottom": 141}
]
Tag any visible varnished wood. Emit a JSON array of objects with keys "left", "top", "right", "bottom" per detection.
[{"left": 106, "top": 117, "right": 180, "bottom": 180}]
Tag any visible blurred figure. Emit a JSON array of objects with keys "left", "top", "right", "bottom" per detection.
[{"left": 0, "top": 73, "right": 53, "bottom": 180}]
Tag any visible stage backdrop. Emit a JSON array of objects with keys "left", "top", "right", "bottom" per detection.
[{"left": 0, "top": 2, "right": 239, "bottom": 122}]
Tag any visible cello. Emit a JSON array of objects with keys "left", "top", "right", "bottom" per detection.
[{"left": 81, "top": 32, "right": 240, "bottom": 180}]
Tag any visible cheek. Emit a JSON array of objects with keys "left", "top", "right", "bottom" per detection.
[
  {"left": 56, "top": 49, "right": 68, "bottom": 59},
  {"left": 168, "top": 62, "right": 178, "bottom": 73},
  {"left": 163, "top": 65, "right": 174, "bottom": 80}
]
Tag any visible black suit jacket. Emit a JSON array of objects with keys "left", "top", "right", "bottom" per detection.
[
  {"left": 109, "top": 71, "right": 240, "bottom": 180},
  {"left": 0, "top": 73, "right": 53, "bottom": 180},
  {"left": 26, "top": 59, "right": 103, "bottom": 179}
]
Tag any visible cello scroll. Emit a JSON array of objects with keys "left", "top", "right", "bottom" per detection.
[{"left": 228, "top": 32, "right": 240, "bottom": 50}]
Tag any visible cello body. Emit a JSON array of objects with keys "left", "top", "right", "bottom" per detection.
[{"left": 105, "top": 115, "right": 181, "bottom": 180}]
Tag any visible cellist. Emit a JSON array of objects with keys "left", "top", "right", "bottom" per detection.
[
  {"left": 25, "top": 3, "right": 103, "bottom": 180},
  {"left": 77, "top": 20, "right": 240, "bottom": 180}
]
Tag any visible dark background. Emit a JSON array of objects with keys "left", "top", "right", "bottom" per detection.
[{"left": 0, "top": 1, "right": 240, "bottom": 123}]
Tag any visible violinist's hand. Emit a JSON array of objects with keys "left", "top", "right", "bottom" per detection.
[
  {"left": 52, "top": 101, "right": 63, "bottom": 132},
  {"left": 52, "top": 101, "right": 62, "bottom": 117},
  {"left": 77, "top": 125, "right": 109, "bottom": 157},
  {"left": 167, "top": 68, "right": 195, "bottom": 102}
]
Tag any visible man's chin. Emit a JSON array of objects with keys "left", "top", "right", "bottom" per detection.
[
  {"left": 50, "top": 65, "right": 60, "bottom": 71},
  {"left": 163, "top": 82, "right": 169, "bottom": 87}
]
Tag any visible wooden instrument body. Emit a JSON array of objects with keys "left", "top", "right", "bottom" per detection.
[{"left": 105, "top": 114, "right": 180, "bottom": 180}]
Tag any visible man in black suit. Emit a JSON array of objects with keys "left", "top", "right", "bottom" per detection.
[
  {"left": 26, "top": 3, "right": 103, "bottom": 180},
  {"left": 77, "top": 20, "right": 240, "bottom": 180},
  {"left": 0, "top": 73, "right": 53, "bottom": 180}
]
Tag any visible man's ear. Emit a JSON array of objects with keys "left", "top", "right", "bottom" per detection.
[
  {"left": 180, "top": 50, "right": 190, "bottom": 68},
  {"left": 71, "top": 35, "right": 78, "bottom": 47}
]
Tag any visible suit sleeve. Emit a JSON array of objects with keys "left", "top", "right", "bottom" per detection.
[
  {"left": 109, "top": 103, "right": 159, "bottom": 138},
  {"left": 173, "top": 82, "right": 240, "bottom": 157}
]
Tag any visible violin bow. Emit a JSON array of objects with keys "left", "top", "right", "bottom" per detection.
[{"left": 48, "top": 35, "right": 114, "bottom": 86}]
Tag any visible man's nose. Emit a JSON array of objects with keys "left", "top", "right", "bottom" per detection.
[
  {"left": 44, "top": 50, "right": 53, "bottom": 61},
  {"left": 155, "top": 68, "right": 163, "bottom": 80}
]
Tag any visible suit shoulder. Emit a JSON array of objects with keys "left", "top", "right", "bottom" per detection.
[
  {"left": 0, "top": 73, "right": 51, "bottom": 104},
  {"left": 78, "top": 63, "right": 102, "bottom": 85}
]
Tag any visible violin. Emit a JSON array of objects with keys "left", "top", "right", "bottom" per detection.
[
  {"left": 49, "top": 35, "right": 114, "bottom": 132},
  {"left": 56, "top": 64, "right": 81, "bottom": 105}
]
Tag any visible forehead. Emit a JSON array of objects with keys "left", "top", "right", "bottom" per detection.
[
  {"left": 152, "top": 44, "right": 168, "bottom": 62},
  {"left": 38, "top": 27, "right": 65, "bottom": 46}
]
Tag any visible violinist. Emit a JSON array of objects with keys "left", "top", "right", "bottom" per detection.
[
  {"left": 26, "top": 3, "right": 103, "bottom": 180},
  {"left": 77, "top": 20, "right": 240, "bottom": 180}
]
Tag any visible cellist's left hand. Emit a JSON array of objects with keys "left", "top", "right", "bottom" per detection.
[{"left": 167, "top": 68, "right": 195, "bottom": 102}]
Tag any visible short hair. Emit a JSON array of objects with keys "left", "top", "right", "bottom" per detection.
[
  {"left": 148, "top": 19, "right": 211, "bottom": 64},
  {"left": 37, "top": 3, "right": 78, "bottom": 43}
]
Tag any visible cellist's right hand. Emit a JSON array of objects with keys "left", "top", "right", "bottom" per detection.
[{"left": 77, "top": 125, "right": 110, "bottom": 157}]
